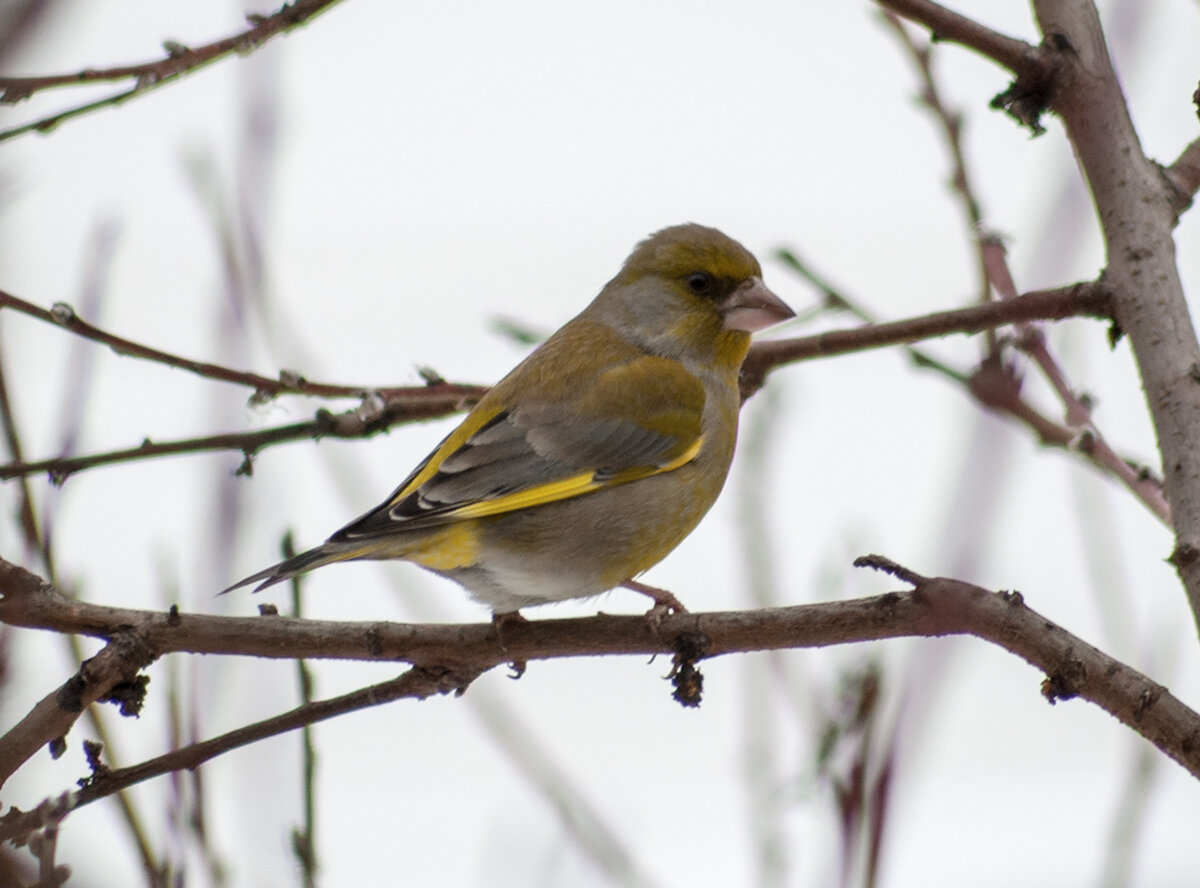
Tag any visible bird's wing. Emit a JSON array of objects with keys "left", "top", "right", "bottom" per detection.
[{"left": 330, "top": 354, "right": 705, "bottom": 541}]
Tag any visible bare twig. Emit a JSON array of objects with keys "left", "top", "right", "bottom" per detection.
[
  {"left": 0, "top": 665, "right": 482, "bottom": 847},
  {"left": 977, "top": 235, "right": 1171, "bottom": 523},
  {"left": 0, "top": 389, "right": 485, "bottom": 482},
  {"left": 880, "top": 11, "right": 999, "bottom": 351},
  {"left": 0, "top": 288, "right": 477, "bottom": 403},
  {"left": 287, "top": 544, "right": 319, "bottom": 888},
  {"left": 1164, "top": 134, "right": 1200, "bottom": 212},
  {"left": 773, "top": 247, "right": 968, "bottom": 384},
  {"left": 739, "top": 282, "right": 1111, "bottom": 398},
  {"left": 0, "top": 284, "right": 1104, "bottom": 482},
  {"left": 0, "top": 0, "right": 346, "bottom": 142},
  {"left": 874, "top": 0, "right": 1044, "bottom": 78}
]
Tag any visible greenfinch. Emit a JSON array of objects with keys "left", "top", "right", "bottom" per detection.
[{"left": 225, "top": 224, "right": 793, "bottom": 615}]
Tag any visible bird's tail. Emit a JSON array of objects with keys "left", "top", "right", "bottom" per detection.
[{"left": 221, "top": 541, "right": 374, "bottom": 595}]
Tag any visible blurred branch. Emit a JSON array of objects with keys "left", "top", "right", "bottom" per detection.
[
  {"left": 778, "top": 243, "right": 1166, "bottom": 524},
  {"left": 880, "top": 10, "right": 998, "bottom": 353},
  {"left": 0, "top": 0, "right": 345, "bottom": 143},
  {"left": 2, "top": 554, "right": 1199, "bottom": 828},
  {"left": 771, "top": 247, "right": 969, "bottom": 384},
  {"left": 986, "top": 237, "right": 1171, "bottom": 522},
  {"left": 0, "top": 328, "right": 46, "bottom": 563},
  {"left": 287, "top": 545, "right": 319, "bottom": 888}
]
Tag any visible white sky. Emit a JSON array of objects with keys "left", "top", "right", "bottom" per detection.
[{"left": 2, "top": 1, "right": 1198, "bottom": 885}]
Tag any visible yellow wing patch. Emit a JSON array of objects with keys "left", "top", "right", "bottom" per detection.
[
  {"left": 452, "top": 470, "right": 601, "bottom": 519},
  {"left": 445, "top": 435, "right": 704, "bottom": 521},
  {"left": 384, "top": 404, "right": 506, "bottom": 510}
]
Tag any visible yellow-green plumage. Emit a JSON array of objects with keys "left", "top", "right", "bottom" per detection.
[{"left": 224, "top": 224, "right": 793, "bottom": 613}]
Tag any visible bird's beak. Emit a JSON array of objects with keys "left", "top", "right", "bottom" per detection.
[{"left": 720, "top": 278, "right": 795, "bottom": 333}]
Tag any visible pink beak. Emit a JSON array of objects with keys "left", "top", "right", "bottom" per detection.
[{"left": 720, "top": 277, "right": 795, "bottom": 333}]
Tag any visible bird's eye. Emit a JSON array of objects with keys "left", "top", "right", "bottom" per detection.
[{"left": 686, "top": 272, "right": 714, "bottom": 294}]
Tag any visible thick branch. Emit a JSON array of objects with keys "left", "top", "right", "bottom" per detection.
[
  {"left": 1, "top": 557, "right": 1197, "bottom": 790},
  {"left": 1028, "top": 0, "right": 1200, "bottom": 629}
]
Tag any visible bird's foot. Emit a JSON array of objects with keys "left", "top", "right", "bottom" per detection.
[
  {"left": 490, "top": 610, "right": 528, "bottom": 675},
  {"left": 621, "top": 579, "right": 688, "bottom": 638}
]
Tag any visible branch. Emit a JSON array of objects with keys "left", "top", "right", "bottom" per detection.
[
  {"left": 874, "top": 0, "right": 1045, "bottom": 78},
  {"left": 739, "top": 282, "right": 1111, "bottom": 398},
  {"left": 975, "top": 236, "right": 1171, "bottom": 523},
  {"left": 0, "top": 664, "right": 478, "bottom": 845},
  {"left": 0, "top": 388, "right": 486, "bottom": 483},
  {"left": 0, "top": 284, "right": 1106, "bottom": 482},
  {"left": 1164, "top": 134, "right": 1200, "bottom": 213},
  {"left": 2, "top": 555, "right": 1198, "bottom": 805},
  {"left": 1025, "top": 1, "right": 1200, "bottom": 630},
  {"left": 0, "top": 0, "right": 345, "bottom": 143},
  {"left": 0, "top": 289, "right": 479, "bottom": 402}
]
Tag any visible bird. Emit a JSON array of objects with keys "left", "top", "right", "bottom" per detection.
[{"left": 224, "top": 224, "right": 794, "bottom": 618}]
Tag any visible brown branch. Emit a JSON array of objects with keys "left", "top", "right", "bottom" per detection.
[
  {"left": 0, "top": 630, "right": 155, "bottom": 791},
  {"left": 1, "top": 283, "right": 1105, "bottom": 483},
  {"left": 0, "top": 664, "right": 479, "bottom": 845},
  {"left": 976, "top": 236, "right": 1171, "bottom": 522},
  {"left": 965, "top": 355, "right": 1168, "bottom": 522},
  {"left": 880, "top": 10, "right": 1000, "bottom": 354},
  {"left": 1025, "top": 1, "right": 1200, "bottom": 629},
  {"left": 739, "top": 282, "right": 1111, "bottom": 398},
  {"left": 0, "top": 325, "right": 46, "bottom": 562},
  {"left": 873, "top": 0, "right": 1044, "bottom": 77},
  {"left": 2, "top": 555, "right": 1198, "bottom": 809},
  {"left": 1164, "top": 134, "right": 1200, "bottom": 213},
  {"left": 878, "top": 5, "right": 1169, "bottom": 521},
  {"left": 82, "top": 666, "right": 475, "bottom": 817},
  {"left": 0, "top": 0, "right": 346, "bottom": 143},
  {"left": 0, "top": 388, "right": 486, "bottom": 482},
  {"left": 0, "top": 288, "right": 475, "bottom": 402}
]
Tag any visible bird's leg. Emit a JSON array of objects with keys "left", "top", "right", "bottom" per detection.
[
  {"left": 622, "top": 579, "right": 688, "bottom": 613},
  {"left": 621, "top": 579, "right": 688, "bottom": 636},
  {"left": 490, "top": 610, "right": 529, "bottom": 676}
]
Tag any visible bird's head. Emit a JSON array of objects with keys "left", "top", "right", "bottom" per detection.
[{"left": 593, "top": 223, "right": 794, "bottom": 367}]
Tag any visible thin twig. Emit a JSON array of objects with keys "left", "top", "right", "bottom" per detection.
[
  {"left": 0, "top": 288, "right": 466, "bottom": 402},
  {"left": 287, "top": 538, "right": 319, "bottom": 888},
  {"left": 0, "top": 390, "right": 484, "bottom": 482},
  {"left": 739, "top": 281, "right": 1111, "bottom": 397},
  {"left": 1, "top": 665, "right": 478, "bottom": 845},
  {"left": 0, "top": 284, "right": 1103, "bottom": 482},
  {"left": 874, "top": 0, "right": 1043, "bottom": 77},
  {"left": 880, "top": 12, "right": 999, "bottom": 353},
  {"left": 0, "top": 0, "right": 346, "bottom": 142},
  {"left": 773, "top": 247, "right": 968, "bottom": 384}
]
